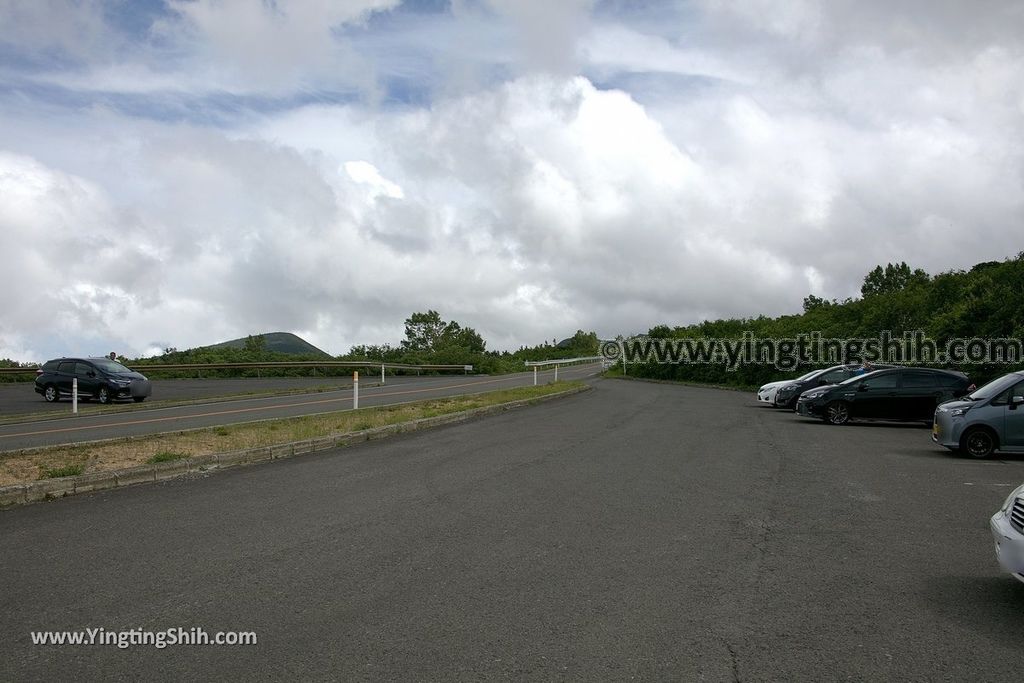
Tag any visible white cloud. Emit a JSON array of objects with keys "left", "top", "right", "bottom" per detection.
[
  {"left": 159, "top": 0, "right": 400, "bottom": 93},
  {"left": 0, "top": 1, "right": 1023, "bottom": 363}
]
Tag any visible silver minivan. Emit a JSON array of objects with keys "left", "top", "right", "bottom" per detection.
[{"left": 933, "top": 371, "right": 1024, "bottom": 458}]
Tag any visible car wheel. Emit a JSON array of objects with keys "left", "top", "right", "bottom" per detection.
[
  {"left": 133, "top": 397, "right": 146, "bottom": 403},
  {"left": 961, "top": 427, "right": 997, "bottom": 459},
  {"left": 825, "top": 401, "right": 850, "bottom": 425},
  {"left": 97, "top": 386, "right": 111, "bottom": 405},
  {"left": 43, "top": 384, "right": 59, "bottom": 402}
]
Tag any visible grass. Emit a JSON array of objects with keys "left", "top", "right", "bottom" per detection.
[
  {"left": 0, "top": 381, "right": 585, "bottom": 487},
  {"left": 40, "top": 464, "right": 84, "bottom": 479},
  {"left": 147, "top": 451, "right": 188, "bottom": 464}
]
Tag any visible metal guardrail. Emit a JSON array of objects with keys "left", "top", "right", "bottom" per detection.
[
  {"left": 523, "top": 356, "right": 603, "bottom": 384},
  {"left": 523, "top": 356, "right": 603, "bottom": 368},
  {"left": 0, "top": 367, "right": 40, "bottom": 375},
  {"left": 0, "top": 361, "right": 473, "bottom": 375}
]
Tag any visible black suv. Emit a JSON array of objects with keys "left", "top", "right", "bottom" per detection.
[
  {"left": 796, "top": 367, "right": 972, "bottom": 425},
  {"left": 34, "top": 358, "right": 152, "bottom": 404},
  {"left": 774, "top": 363, "right": 897, "bottom": 409}
]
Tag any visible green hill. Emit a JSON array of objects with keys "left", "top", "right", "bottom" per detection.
[{"left": 207, "top": 332, "right": 331, "bottom": 358}]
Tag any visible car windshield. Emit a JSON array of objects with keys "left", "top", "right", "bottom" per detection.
[
  {"left": 795, "top": 370, "right": 819, "bottom": 381},
  {"left": 967, "top": 373, "right": 1022, "bottom": 401},
  {"left": 91, "top": 359, "right": 132, "bottom": 374},
  {"left": 837, "top": 369, "right": 880, "bottom": 386}
]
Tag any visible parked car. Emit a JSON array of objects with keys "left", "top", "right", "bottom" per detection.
[
  {"left": 757, "top": 370, "right": 819, "bottom": 406},
  {"left": 990, "top": 481, "right": 1024, "bottom": 583},
  {"left": 774, "top": 363, "right": 897, "bottom": 410},
  {"left": 933, "top": 371, "right": 1024, "bottom": 458},
  {"left": 795, "top": 367, "right": 972, "bottom": 425},
  {"left": 34, "top": 357, "right": 152, "bottom": 404}
]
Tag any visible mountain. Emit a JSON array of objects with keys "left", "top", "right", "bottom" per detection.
[{"left": 207, "top": 332, "right": 332, "bottom": 358}]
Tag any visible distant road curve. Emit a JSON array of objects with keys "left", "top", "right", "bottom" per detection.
[{"left": 0, "top": 364, "right": 603, "bottom": 452}]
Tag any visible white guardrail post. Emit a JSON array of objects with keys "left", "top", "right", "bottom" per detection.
[
  {"left": 353, "top": 371, "right": 359, "bottom": 410},
  {"left": 381, "top": 363, "right": 385, "bottom": 386},
  {"left": 72, "top": 377, "right": 78, "bottom": 414}
]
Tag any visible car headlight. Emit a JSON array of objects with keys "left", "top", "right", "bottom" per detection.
[
  {"left": 803, "top": 391, "right": 826, "bottom": 400},
  {"left": 110, "top": 378, "right": 131, "bottom": 386},
  {"left": 950, "top": 407, "right": 970, "bottom": 417},
  {"left": 1001, "top": 484, "right": 1024, "bottom": 512}
]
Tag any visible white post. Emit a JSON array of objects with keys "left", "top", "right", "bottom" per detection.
[
  {"left": 533, "top": 366, "right": 537, "bottom": 386},
  {"left": 554, "top": 364, "right": 558, "bottom": 383},
  {"left": 353, "top": 371, "right": 359, "bottom": 410},
  {"left": 381, "top": 363, "right": 385, "bottom": 385},
  {"left": 72, "top": 377, "right": 78, "bottom": 414}
]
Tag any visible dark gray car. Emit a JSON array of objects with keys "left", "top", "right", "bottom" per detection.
[
  {"left": 933, "top": 371, "right": 1024, "bottom": 458},
  {"left": 34, "top": 357, "right": 152, "bottom": 404}
]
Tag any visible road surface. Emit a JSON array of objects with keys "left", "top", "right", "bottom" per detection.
[
  {"left": 0, "top": 365, "right": 601, "bottom": 452},
  {"left": 2, "top": 377, "right": 1023, "bottom": 680}
]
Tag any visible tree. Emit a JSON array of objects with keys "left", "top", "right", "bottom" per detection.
[
  {"left": 802, "top": 295, "right": 831, "bottom": 312},
  {"left": 402, "top": 310, "right": 447, "bottom": 352},
  {"left": 861, "top": 262, "right": 930, "bottom": 297},
  {"left": 244, "top": 334, "right": 266, "bottom": 354},
  {"left": 438, "top": 321, "right": 486, "bottom": 355}
]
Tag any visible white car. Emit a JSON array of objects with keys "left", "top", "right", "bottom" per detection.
[
  {"left": 757, "top": 370, "right": 821, "bottom": 406},
  {"left": 990, "top": 482, "right": 1024, "bottom": 583},
  {"left": 756, "top": 380, "right": 788, "bottom": 405}
]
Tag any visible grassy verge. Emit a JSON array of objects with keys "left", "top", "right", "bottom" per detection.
[{"left": 0, "top": 381, "right": 584, "bottom": 487}]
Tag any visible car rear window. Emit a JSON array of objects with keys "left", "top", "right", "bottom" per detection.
[
  {"left": 42, "top": 360, "right": 59, "bottom": 372},
  {"left": 57, "top": 361, "right": 76, "bottom": 373}
]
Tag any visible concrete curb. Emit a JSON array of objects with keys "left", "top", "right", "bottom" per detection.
[{"left": 0, "top": 384, "right": 590, "bottom": 509}]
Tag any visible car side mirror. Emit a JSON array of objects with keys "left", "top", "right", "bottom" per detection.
[
  {"left": 87, "top": 371, "right": 96, "bottom": 377},
  {"left": 1011, "top": 395, "right": 1024, "bottom": 409}
]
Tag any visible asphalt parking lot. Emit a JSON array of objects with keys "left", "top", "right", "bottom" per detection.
[{"left": 2, "top": 377, "right": 1023, "bottom": 680}]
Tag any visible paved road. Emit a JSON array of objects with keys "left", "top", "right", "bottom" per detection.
[
  {"left": 0, "top": 374, "right": 474, "bottom": 418},
  {"left": 2, "top": 378, "right": 1023, "bottom": 680},
  {"left": 0, "top": 366, "right": 601, "bottom": 452}
]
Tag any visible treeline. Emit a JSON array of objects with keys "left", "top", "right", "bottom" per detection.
[
  {"left": 129, "top": 335, "right": 336, "bottom": 379},
  {"left": 340, "top": 310, "right": 600, "bottom": 374},
  {"left": 124, "top": 312, "right": 600, "bottom": 378},
  {"left": 626, "top": 253, "right": 1024, "bottom": 389},
  {"left": 0, "top": 358, "right": 38, "bottom": 383}
]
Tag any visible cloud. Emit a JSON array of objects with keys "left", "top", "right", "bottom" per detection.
[
  {"left": 159, "top": 0, "right": 400, "bottom": 93},
  {"left": 454, "top": 0, "right": 596, "bottom": 74},
  {"left": 0, "top": 1, "right": 1023, "bottom": 363}
]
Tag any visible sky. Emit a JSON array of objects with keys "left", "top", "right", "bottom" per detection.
[{"left": 1, "top": 0, "right": 1022, "bottom": 362}]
